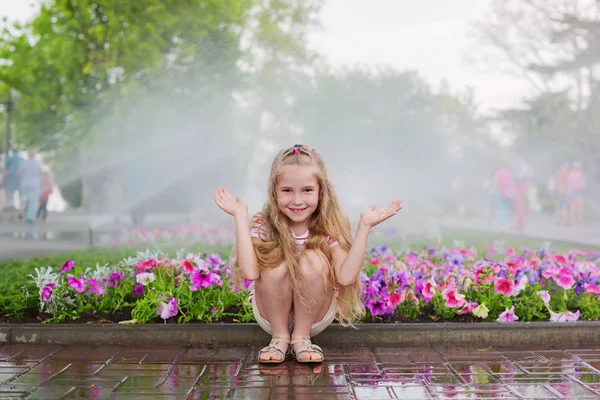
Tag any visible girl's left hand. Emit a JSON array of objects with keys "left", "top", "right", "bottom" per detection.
[{"left": 360, "top": 200, "right": 402, "bottom": 229}]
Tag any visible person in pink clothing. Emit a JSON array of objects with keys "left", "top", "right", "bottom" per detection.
[
  {"left": 493, "top": 162, "right": 515, "bottom": 230},
  {"left": 568, "top": 161, "right": 586, "bottom": 224},
  {"left": 554, "top": 163, "right": 571, "bottom": 225},
  {"left": 514, "top": 156, "right": 532, "bottom": 231}
]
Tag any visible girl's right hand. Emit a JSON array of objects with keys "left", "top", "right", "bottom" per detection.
[{"left": 213, "top": 187, "right": 248, "bottom": 217}]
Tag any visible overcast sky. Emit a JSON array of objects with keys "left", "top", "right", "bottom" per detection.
[{"left": 1, "top": 0, "right": 532, "bottom": 113}]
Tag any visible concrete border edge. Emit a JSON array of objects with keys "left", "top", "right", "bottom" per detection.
[{"left": 3, "top": 322, "right": 600, "bottom": 347}]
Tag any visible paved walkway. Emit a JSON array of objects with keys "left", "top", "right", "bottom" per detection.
[{"left": 2, "top": 343, "right": 600, "bottom": 399}]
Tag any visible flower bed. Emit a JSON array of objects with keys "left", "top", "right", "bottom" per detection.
[{"left": 2, "top": 245, "right": 600, "bottom": 324}]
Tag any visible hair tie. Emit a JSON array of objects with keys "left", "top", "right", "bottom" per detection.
[{"left": 293, "top": 143, "right": 302, "bottom": 155}]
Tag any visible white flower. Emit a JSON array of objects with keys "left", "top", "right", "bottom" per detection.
[
  {"left": 472, "top": 303, "right": 489, "bottom": 319},
  {"left": 136, "top": 272, "right": 155, "bottom": 286}
]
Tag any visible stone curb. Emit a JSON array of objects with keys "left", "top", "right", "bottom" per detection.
[{"left": 2, "top": 322, "right": 600, "bottom": 347}]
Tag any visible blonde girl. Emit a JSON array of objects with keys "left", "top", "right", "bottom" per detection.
[{"left": 213, "top": 144, "right": 402, "bottom": 363}]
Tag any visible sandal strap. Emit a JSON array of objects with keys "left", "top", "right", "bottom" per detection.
[
  {"left": 270, "top": 337, "right": 291, "bottom": 345},
  {"left": 258, "top": 336, "right": 291, "bottom": 359},
  {"left": 290, "top": 338, "right": 323, "bottom": 360}
]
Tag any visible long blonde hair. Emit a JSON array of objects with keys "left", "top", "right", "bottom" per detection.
[{"left": 233, "top": 144, "right": 364, "bottom": 326}]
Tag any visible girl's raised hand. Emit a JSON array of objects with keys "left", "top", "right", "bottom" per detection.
[
  {"left": 213, "top": 187, "right": 248, "bottom": 217},
  {"left": 360, "top": 200, "right": 402, "bottom": 229}
]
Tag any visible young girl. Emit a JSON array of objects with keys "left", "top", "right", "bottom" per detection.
[{"left": 214, "top": 144, "right": 402, "bottom": 363}]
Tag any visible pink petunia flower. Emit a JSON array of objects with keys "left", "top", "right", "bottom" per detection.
[
  {"left": 584, "top": 283, "right": 600, "bottom": 296},
  {"left": 180, "top": 260, "right": 196, "bottom": 274},
  {"left": 157, "top": 297, "right": 178, "bottom": 322},
  {"left": 405, "top": 255, "right": 420, "bottom": 266},
  {"left": 537, "top": 290, "right": 551, "bottom": 307},
  {"left": 554, "top": 272, "right": 575, "bottom": 290},
  {"left": 494, "top": 278, "right": 515, "bottom": 297},
  {"left": 387, "top": 292, "right": 406, "bottom": 308},
  {"left": 67, "top": 275, "right": 86, "bottom": 293},
  {"left": 459, "top": 302, "right": 478, "bottom": 315},
  {"left": 421, "top": 278, "right": 437, "bottom": 302},
  {"left": 442, "top": 287, "right": 465, "bottom": 308},
  {"left": 496, "top": 306, "right": 519, "bottom": 323},
  {"left": 550, "top": 310, "right": 580, "bottom": 322}
]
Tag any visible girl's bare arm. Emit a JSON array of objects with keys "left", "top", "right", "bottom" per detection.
[
  {"left": 234, "top": 213, "right": 261, "bottom": 281},
  {"left": 332, "top": 222, "right": 370, "bottom": 286}
]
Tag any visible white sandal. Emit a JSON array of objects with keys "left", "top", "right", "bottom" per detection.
[
  {"left": 290, "top": 337, "right": 324, "bottom": 363},
  {"left": 258, "top": 337, "right": 290, "bottom": 364}
]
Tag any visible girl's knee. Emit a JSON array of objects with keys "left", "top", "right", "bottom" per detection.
[
  {"left": 299, "top": 251, "right": 327, "bottom": 280},
  {"left": 260, "top": 262, "right": 289, "bottom": 283}
]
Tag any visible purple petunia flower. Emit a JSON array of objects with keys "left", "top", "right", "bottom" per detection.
[
  {"left": 86, "top": 279, "right": 105, "bottom": 296},
  {"left": 107, "top": 272, "right": 125, "bottom": 289},
  {"left": 60, "top": 260, "right": 74, "bottom": 273},
  {"left": 366, "top": 298, "right": 387, "bottom": 316},
  {"left": 67, "top": 275, "right": 86, "bottom": 293},
  {"left": 41, "top": 283, "right": 55, "bottom": 302},
  {"left": 132, "top": 283, "right": 145, "bottom": 298},
  {"left": 206, "top": 253, "right": 222, "bottom": 268}
]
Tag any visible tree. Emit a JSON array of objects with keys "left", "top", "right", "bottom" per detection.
[{"left": 471, "top": 0, "right": 600, "bottom": 182}]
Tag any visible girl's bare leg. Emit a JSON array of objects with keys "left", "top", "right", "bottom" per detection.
[
  {"left": 292, "top": 251, "right": 334, "bottom": 361},
  {"left": 254, "top": 262, "right": 293, "bottom": 361}
]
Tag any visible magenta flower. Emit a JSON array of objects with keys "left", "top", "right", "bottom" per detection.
[
  {"left": 86, "top": 279, "right": 105, "bottom": 296},
  {"left": 67, "top": 275, "right": 86, "bottom": 293},
  {"left": 60, "top": 260, "right": 74, "bottom": 273},
  {"left": 157, "top": 297, "right": 178, "bottom": 322},
  {"left": 189, "top": 270, "right": 213, "bottom": 291},
  {"left": 494, "top": 278, "right": 515, "bottom": 297},
  {"left": 366, "top": 298, "right": 387, "bottom": 315},
  {"left": 41, "top": 283, "right": 55, "bottom": 302},
  {"left": 132, "top": 283, "right": 145, "bottom": 298},
  {"left": 496, "top": 306, "right": 519, "bottom": 323},
  {"left": 442, "top": 287, "right": 465, "bottom": 308}
]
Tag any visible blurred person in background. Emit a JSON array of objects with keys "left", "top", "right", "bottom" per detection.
[
  {"left": 568, "top": 161, "right": 586, "bottom": 225},
  {"left": 514, "top": 154, "right": 532, "bottom": 231},
  {"left": 37, "top": 170, "right": 54, "bottom": 222},
  {"left": 3, "top": 148, "right": 23, "bottom": 215},
  {"left": 18, "top": 149, "right": 43, "bottom": 224},
  {"left": 553, "top": 162, "right": 570, "bottom": 225},
  {"left": 493, "top": 161, "right": 515, "bottom": 231}
]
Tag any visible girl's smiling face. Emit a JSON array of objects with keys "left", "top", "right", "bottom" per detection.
[{"left": 276, "top": 164, "right": 320, "bottom": 232}]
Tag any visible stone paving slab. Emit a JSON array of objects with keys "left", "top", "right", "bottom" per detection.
[{"left": 2, "top": 344, "right": 600, "bottom": 399}]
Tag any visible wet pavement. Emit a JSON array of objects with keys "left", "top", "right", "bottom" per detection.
[{"left": 2, "top": 344, "right": 600, "bottom": 399}]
